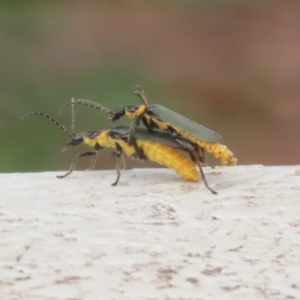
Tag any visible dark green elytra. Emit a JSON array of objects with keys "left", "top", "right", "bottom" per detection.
[{"left": 147, "top": 104, "right": 221, "bottom": 142}]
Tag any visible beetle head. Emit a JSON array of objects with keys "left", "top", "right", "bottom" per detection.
[
  {"left": 67, "top": 134, "right": 84, "bottom": 147},
  {"left": 109, "top": 105, "right": 140, "bottom": 122},
  {"left": 66, "top": 130, "right": 102, "bottom": 148}
]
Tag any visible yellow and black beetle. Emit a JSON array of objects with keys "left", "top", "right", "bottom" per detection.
[
  {"left": 23, "top": 110, "right": 217, "bottom": 194},
  {"left": 65, "top": 86, "right": 237, "bottom": 166}
]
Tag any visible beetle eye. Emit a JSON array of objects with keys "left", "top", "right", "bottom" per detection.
[{"left": 67, "top": 135, "right": 83, "bottom": 146}]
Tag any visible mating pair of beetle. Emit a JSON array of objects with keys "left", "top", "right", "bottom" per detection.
[{"left": 23, "top": 86, "right": 237, "bottom": 194}]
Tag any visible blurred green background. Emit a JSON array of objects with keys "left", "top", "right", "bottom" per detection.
[{"left": 1, "top": 0, "right": 300, "bottom": 173}]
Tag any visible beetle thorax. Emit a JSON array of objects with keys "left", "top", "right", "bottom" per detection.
[{"left": 125, "top": 105, "right": 146, "bottom": 119}]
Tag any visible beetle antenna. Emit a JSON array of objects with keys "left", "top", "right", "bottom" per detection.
[
  {"left": 22, "top": 112, "right": 73, "bottom": 138},
  {"left": 77, "top": 99, "right": 112, "bottom": 113},
  {"left": 70, "top": 97, "right": 76, "bottom": 134},
  {"left": 134, "top": 86, "right": 149, "bottom": 107},
  {"left": 60, "top": 99, "right": 112, "bottom": 115}
]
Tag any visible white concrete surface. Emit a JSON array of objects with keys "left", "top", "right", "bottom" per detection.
[{"left": 0, "top": 166, "right": 300, "bottom": 300}]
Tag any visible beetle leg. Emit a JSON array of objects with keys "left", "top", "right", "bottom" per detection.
[
  {"left": 115, "top": 130, "right": 146, "bottom": 161},
  {"left": 142, "top": 117, "right": 155, "bottom": 132},
  {"left": 121, "top": 111, "right": 149, "bottom": 143},
  {"left": 119, "top": 154, "right": 126, "bottom": 170},
  {"left": 174, "top": 137, "right": 196, "bottom": 151},
  {"left": 200, "top": 147, "right": 206, "bottom": 162},
  {"left": 197, "top": 147, "right": 215, "bottom": 169},
  {"left": 129, "top": 137, "right": 147, "bottom": 160},
  {"left": 186, "top": 147, "right": 217, "bottom": 194},
  {"left": 197, "top": 147, "right": 206, "bottom": 164},
  {"left": 111, "top": 144, "right": 123, "bottom": 186},
  {"left": 193, "top": 152, "right": 217, "bottom": 194},
  {"left": 57, "top": 151, "right": 97, "bottom": 179},
  {"left": 122, "top": 116, "right": 142, "bottom": 142},
  {"left": 111, "top": 152, "right": 121, "bottom": 186},
  {"left": 175, "top": 137, "right": 206, "bottom": 164},
  {"left": 87, "top": 151, "right": 99, "bottom": 170},
  {"left": 174, "top": 138, "right": 216, "bottom": 194},
  {"left": 134, "top": 86, "right": 149, "bottom": 107}
]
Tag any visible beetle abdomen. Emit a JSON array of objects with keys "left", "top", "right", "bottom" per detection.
[
  {"left": 199, "top": 141, "right": 237, "bottom": 166},
  {"left": 176, "top": 133, "right": 237, "bottom": 166},
  {"left": 177, "top": 133, "right": 237, "bottom": 165},
  {"left": 145, "top": 116, "right": 237, "bottom": 166},
  {"left": 138, "top": 140, "right": 199, "bottom": 182}
]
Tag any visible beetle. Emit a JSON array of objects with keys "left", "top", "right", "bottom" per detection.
[
  {"left": 64, "top": 86, "right": 237, "bottom": 166},
  {"left": 22, "top": 108, "right": 217, "bottom": 193}
]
